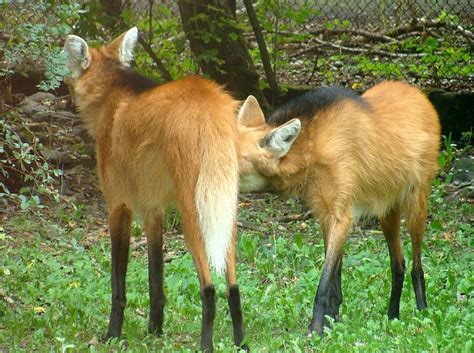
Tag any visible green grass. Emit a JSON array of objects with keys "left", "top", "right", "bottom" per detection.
[{"left": 1, "top": 184, "right": 473, "bottom": 352}]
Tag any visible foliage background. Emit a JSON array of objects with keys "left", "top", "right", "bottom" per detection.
[
  {"left": 0, "top": 0, "right": 473, "bottom": 352},
  {"left": 1, "top": 0, "right": 472, "bottom": 94}
]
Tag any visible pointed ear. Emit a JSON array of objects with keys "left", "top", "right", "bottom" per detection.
[
  {"left": 63, "top": 35, "right": 90, "bottom": 78},
  {"left": 119, "top": 27, "right": 138, "bottom": 67},
  {"left": 261, "top": 119, "right": 301, "bottom": 158},
  {"left": 107, "top": 27, "right": 139, "bottom": 67},
  {"left": 238, "top": 95, "right": 265, "bottom": 127}
]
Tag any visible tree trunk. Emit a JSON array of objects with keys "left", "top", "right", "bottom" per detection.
[
  {"left": 99, "top": 0, "right": 131, "bottom": 30},
  {"left": 178, "top": 0, "right": 269, "bottom": 110},
  {"left": 227, "top": 0, "right": 236, "bottom": 15}
]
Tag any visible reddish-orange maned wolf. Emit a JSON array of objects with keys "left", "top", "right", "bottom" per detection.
[
  {"left": 237, "top": 81, "right": 440, "bottom": 335},
  {"left": 63, "top": 27, "right": 247, "bottom": 352}
]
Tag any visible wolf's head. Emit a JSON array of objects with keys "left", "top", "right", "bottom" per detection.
[
  {"left": 63, "top": 27, "right": 138, "bottom": 80},
  {"left": 63, "top": 27, "right": 157, "bottom": 137},
  {"left": 237, "top": 96, "right": 301, "bottom": 193}
]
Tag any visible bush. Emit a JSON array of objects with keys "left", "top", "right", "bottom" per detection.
[
  {"left": 0, "top": 0, "right": 82, "bottom": 91},
  {"left": 0, "top": 112, "right": 62, "bottom": 210}
]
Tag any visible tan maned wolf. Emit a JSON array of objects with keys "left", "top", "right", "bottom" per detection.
[
  {"left": 237, "top": 81, "right": 440, "bottom": 335},
  {"left": 63, "top": 27, "right": 247, "bottom": 352}
]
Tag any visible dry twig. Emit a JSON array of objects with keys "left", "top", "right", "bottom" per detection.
[
  {"left": 237, "top": 220, "right": 268, "bottom": 233},
  {"left": 271, "top": 212, "right": 312, "bottom": 223},
  {"left": 292, "top": 37, "right": 429, "bottom": 58},
  {"left": 312, "top": 28, "right": 396, "bottom": 43},
  {"left": 386, "top": 19, "right": 474, "bottom": 41}
]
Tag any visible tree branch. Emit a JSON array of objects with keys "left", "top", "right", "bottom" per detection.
[
  {"left": 385, "top": 19, "right": 444, "bottom": 37},
  {"left": 264, "top": 28, "right": 395, "bottom": 43},
  {"left": 137, "top": 36, "right": 173, "bottom": 82},
  {"left": 385, "top": 19, "right": 474, "bottom": 40},
  {"left": 448, "top": 23, "right": 474, "bottom": 40},
  {"left": 243, "top": 0, "right": 279, "bottom": 104},
  {"left": 148, "top": 0, "right": 153, "bottom": 45},
  {"left": 97, "top": 1, "right": 172, "bottom": 82},
  {"left": 291, "top": 37, "right": 428, "bottom": 59},
  {"left": 274, "top": 20, "right": 474, "bottom": 43},
  {"left": 312, "top": 28, "right": 396, "bottom": 43}
]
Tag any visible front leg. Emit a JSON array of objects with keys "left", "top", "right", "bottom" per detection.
[{"left": 309, "top": 214, "right": 351, "bottom": 335}]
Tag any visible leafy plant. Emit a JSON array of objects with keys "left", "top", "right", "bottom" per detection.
[
  {"left": 0, "top": 0, "right": 84, "bottom": 91},
  {"left": 0, "top": 112, "right": 62, "bottom": 210},
  {"left": 438, "top": 134, "right": 456, "bottom": 171}
]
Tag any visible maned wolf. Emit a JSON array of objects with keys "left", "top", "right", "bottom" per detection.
[
  {"left": 63, "top": 27, "right": 246, "bottom": 352},
  {"left": 237, "top": 81, "right": 440, "bottom": 335}
]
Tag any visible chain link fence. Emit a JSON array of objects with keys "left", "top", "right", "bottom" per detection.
[
  {"left": 292, "top": 0, "right": 473, "bottom": 29},
  {"left": 240, "top": 0, "right": 473, "bottom": 91},
  {"left": 1, "top": 0, "right": 472, "bottom": 93}
]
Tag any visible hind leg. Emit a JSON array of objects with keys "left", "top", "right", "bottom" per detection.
[
  {"left": 179, "top": 205, "right": 215, "bottom": 352},
  {"left": 380, "top": 207, "right": 405, "bottom": 319},
  {"left": 326, "top": 258, "right": 342, "bottom": 322},
  {"left": 309, "top": 212, "right": 352, "bottom": 335},
  {"left": 406, "top": 190, "right": 429, "bottom": 311},
  {"left": 225, "top": 225, "right": 248, "bottom": 350},
  {"left": 321, "top": 223, "right": 343, "bottom": 323},
  {"left": 105, "top": 204, "right": 133, "bottom": 340},
  {"left": 144, "top": 210, "right": 166, "bottom": 336}
]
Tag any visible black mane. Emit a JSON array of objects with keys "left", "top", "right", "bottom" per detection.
[
  {"left": 103, "top": 58, "right": 159, "bottom": 95},
  {"left": 267, "top": 87, "right": 367, "bottom": 125},
  {"left": 117, "top": 68, "right": 159, "bottom": 94}
]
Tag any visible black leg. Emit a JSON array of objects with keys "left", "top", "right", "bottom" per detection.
[
  {"left": 309, "top": 254, "right": 341, "bottom": 335},
  {"left": 225, "top": 227, "right": 248, "bottom": 350},
  {"left": 407, "top": 190, "right": 428, "bottom": 312},
  {"left": 380, "top": 208, "right": 405, "bottom": 320},
  {"left": 179, "top": 209, "right": 216, "bottom": 352},
  {"left": 227, "top": 285, "right": 248, "bottom": 351},
  {"left": 326, "top": 258, "right": 343, "bottom": 322},
  {"left": 411, "top": 266, "right": 427, "bottom": 310},
  {"left": 309, "top": 214, "right": 351, "bottom": 335},
  {"left": 147, "top": 224, "right": 165, "bottom": 336},
  {"left": 388, "top": 261, "right": 405, "bottom": 319},
  {"left": 105, "top": 205, "right": 132, "bottom": 340},
  {"left": 201, "top": 285, "right": 216, "bottom": 352}
]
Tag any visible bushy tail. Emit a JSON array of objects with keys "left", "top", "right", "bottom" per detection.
[{"left": 195, "top": 140, "right": 239, "bottom": 274}]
